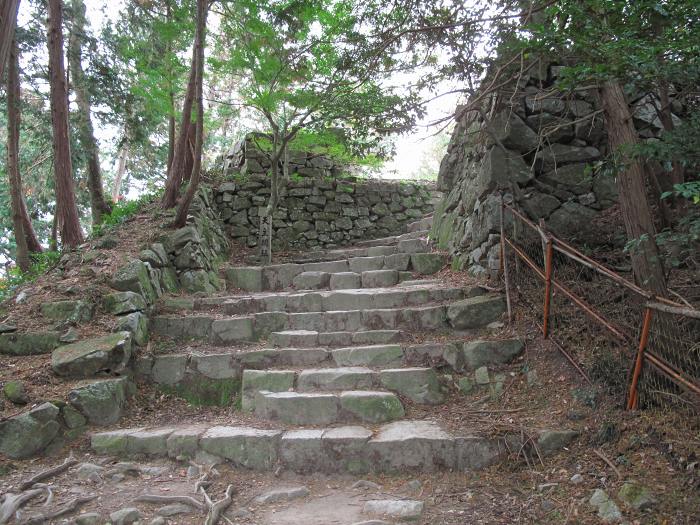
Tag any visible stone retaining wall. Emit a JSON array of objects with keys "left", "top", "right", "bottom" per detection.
[
  {"left": 215, "top": 175, "right": 438, "bottom": 251},
  {"left": 432, "top": 57, "right": 683, "bottom": 276}
]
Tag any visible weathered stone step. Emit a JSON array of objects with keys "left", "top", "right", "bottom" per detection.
[
  {"left": 153, "top": 296, "right": 497, "bottom": 345},
  {"left": 355, "top": 229, "right": 430, "bottom": 247},
  {"left": 269, "top": 329, "right": 403, "bottom": 348},
  {"left": 407, "top": 215, "right": 433, "bottom": 232},
  {"left": 287, "top": 239, "right": 430, "bottom": 264},
  {"left": 254, "top": 390, "right": 405, "bottom": 425},
  {"left": 241, "top": 366, "right": 444, "bottom": 411},
  {"left": 226, "top": 251, "right": 446, "bottom": 292},
  {"left": 138, "top": 338, "right": 524, "bottom": 406},
  {"left": 187, "top": 284, "right": 465, "bottom": 316},
  {"left": 91, "top": 421, "right": 578, "bottom": 474}
]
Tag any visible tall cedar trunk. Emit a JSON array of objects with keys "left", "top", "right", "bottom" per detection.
[
  {"left": 47, "top": 0, "right": 84, "bottom": 247},
  {"left": 0, "top": 0, "right": 21, "bottom": 80},
  {"left": 112, "top": 137, "right": 128, "bottom": 202},
  {"left": 161, "top": 44, "right": 198, "bottom": 209},
  {"left": 173, "top": 0, "right": 207, "bottom": 227},
  {"left": 600, "top": 80, "right": 668, "bottom": 297},
  {"left": 68, "top": 0, "right": 111, "bottom": 225},
  {"left": 7, "top": 36, "right": 31, "bottom": 271}
]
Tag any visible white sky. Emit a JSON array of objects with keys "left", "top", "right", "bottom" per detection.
[{"left": 25, "top": 0, "right": 459, "bottom": 181}]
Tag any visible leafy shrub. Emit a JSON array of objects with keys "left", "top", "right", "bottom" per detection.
[
  {"left": 92, "top": 190, "right": 162, "bottom": 237},
  {"left": 0, "top": 251, "right": 62, "bottom": 304}
]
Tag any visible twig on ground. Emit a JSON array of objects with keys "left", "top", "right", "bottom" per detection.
[
  {"left": 19, "top": 454, "right": 77, "bottom": 490},
  {"left": 20, "top": 495, "right": 95, "bottom": 525},
  {"left": 593, "top": 448, "right": 622, "bottom": 479}
]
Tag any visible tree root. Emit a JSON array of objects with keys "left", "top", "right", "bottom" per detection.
[
  {"left": 0, "top": 489, "right": 45, "bottom": 524},
  {"left": 203, "top": 485, "right": 235, "bottom": 525},
  {"left": 134, "top": 495, "right": 206, "bottom": 511},
  {"left": 20, "top": 495, "right": 95, "bottom": 525},
  {"left": 19, "top": 454, "right": 77, "bottom": 491}
]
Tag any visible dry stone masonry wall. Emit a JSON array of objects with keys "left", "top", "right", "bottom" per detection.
[
  {"left": 216, "top": 176, "right": 438, "bottom": 251},
  {"left": 432, "top": 58, "right": 683, "bottom": 276}
]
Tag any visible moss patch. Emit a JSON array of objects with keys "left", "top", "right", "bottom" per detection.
[{"left": 159, "top": 376, "right": 241, "bottom": 407}]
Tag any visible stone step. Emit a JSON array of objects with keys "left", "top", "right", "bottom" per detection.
[
  {"left": 225, "top": 250, "right": 446, "bottom": 292},
  {"left": 152, "top": 298, "right": 481, "bottom": 345},
  {"left": 254, "top": 390, "right": 405, "bottom": 425},
  {"left": 138, "top": 338, "right": 524, "bottom": 406},
  {"left": 355, "top": 230, "right": 430, "bottom": 247},
  {"left": 268, "top": 329, "right": 403, "bottom": 348},
  {"left": 241, "top": 366, "right": 444, "bottom": 411},
  {"left": 90, "top": 421, "right": 578, "bottom": 474},
  {"left": 407, "top": 215, "right": 433, "bottom": 232},
  {"left": 187, "top": 284, "right": 465, "bottom": 315}
]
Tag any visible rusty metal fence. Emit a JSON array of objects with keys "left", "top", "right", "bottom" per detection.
[{"left": 499, "top": 198, "right": 700, "bottom": 412}]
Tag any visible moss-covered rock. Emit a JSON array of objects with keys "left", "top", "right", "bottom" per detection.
[
  {"left": 159, "top": 375, "right": 242, "bottom": 407},
  {"left": 0, "top": 331, "right": 61, "bottom": 356},
  {"left": 52, "top": 332, "right": 132, "bottom": 378},
  {"left": 3, "top": 380, "right": 29, "bottom": 404},
  {"left": 41, "top": 300, "right": 94, "bottom": 323},
  {"left": 68, "top": 377, "right": 132, "bottom": 426},
  {"left": 339, "top": 391, "right": 404, "bottom": 423},
  {"left": 0, "top": 403, "right": 61, "bottom": 459},
  {"left": 103, "top": 291, "right": 146, "bottom": 315}
]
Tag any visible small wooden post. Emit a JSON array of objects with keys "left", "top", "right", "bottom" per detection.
[
  {"left": 627, "top": 307, "right": 653, "bottom": 410},
  {"left": 542, "top": 238, "right": 554, "bottom": 338}
]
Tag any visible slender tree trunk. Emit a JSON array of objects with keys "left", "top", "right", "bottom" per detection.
[
  {"left": 168, "top": 93, "right": 176, "bottom": 171},
  {"left": 47, "top": 0, "right": 84, "bottom": 248},
  {"left": 20, "top": 196, "right": 42, "bottom": 252},
  {"left": 162, "top": 44, "right": 198, "bottom": 209},
  {"left": 68, "top": 0, "right": 111, "bottom": 225},
  {"left": 112, "top": 137, "right": 128, "bottom": 202},
  {"left": 7, "top": 36, "right": 31, "bottom": 272},
  {"left": 0, "top": 0, "right": 20, "bottom": 81},
  {"left": 183, "top": 120, "right": 196, "bottom": 183},
  {"left": 173, "top": 0, "right": 207, "bottom": 227},
  {"left": 600, "top": 80, "right": 667, "bottom": 297}
]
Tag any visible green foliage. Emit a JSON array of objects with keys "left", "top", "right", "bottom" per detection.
[
  {"left": 0, "top": 251, "right": 62, "bottom": 304},
  {"left": 91, "top": 190, "right": 163, "bottom": 237}
]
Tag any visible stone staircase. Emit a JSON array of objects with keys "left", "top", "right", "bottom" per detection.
[{"left": 90, "top": 217, "right": 576, "bottom": 478}]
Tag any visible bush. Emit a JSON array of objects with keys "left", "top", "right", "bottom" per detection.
[{"left": 0, "top": 251, "right": 62, "bottom": 304}]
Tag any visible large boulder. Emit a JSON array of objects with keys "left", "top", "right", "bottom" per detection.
[
  {"left": 103, "top": 292, "right": 146, "bottom": 315},
  {"left": 52, "top": 332, "right": 132, "bottom": 378},
  {"left": 0, "top": 402, "right": 61, "bottom": 459},
  {"left": 447, "top": 295, "right": 506, "bottom": 329},
  {"left": 477, "top": 146, "right": 533, "bottom": 192},
  {"left": 539, "top": 163, "right": 593, "bottom": 195},
  {"left": 534, "top": 144, "right": 601, "bottom": 171},
  {"left": 114, "top": 312, "right": 149, "bottom": 346},
  {"left": 68, "top": 377, "right": 132, "bottom": 426},
  {"left": 487, "top": 111, "right": 539, "bottom": 153},
  {"left": 111, "top": 260, "right": 156, "bottom": 303},
  {"left": 547, "top": 202, "right": 599, "bottom": 238},
  {"left": 456, "top": 339, "right": 525, "bottom": 371}
]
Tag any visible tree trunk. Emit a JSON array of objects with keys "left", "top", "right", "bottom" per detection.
[
  {"left": 68, "top": 0, "right": 111, "bottom": 225},
  {"left": 173, "top": 0, "right": 207, "bottom": 227},
  {"left": 47, "top": 0, "right": 84, "bottom": 248},
  {"left": 183, "top": 120, "right": 196, "bottom": 183},
  {"left": 112, "top": 136, "right": 128, "bottom": 202},
  {"left": 167, "top": 93, "right": 176, "bottom": 171},
  {"left": 7, "top": 36, "right": 31, "bottom": 272},
  {"left": 20, "top": 196, "right": 42, "bottom": 253},
  {"left": 162, "top": 44, "right": 198, "bottom": 209},
  {"left": 0, "top": 0, "right": 20, "bottom": 81},
  {"left": 600, "top": 80, "right": 667, "bottom": 297}
]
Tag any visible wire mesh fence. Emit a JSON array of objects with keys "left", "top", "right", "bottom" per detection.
[{"left": 500, "top": 198, "right": 700, "bottom": 412}]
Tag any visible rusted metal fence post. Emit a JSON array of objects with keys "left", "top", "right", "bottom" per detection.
[
  {"left": 499, "top": 195, "right": 512, "bottom": 322},
  {"left": 627, "top": 307, "right": 653, "bottom": 410},
  {"left": 542, "top": 238, "right": 554, "bottom": 338}
]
